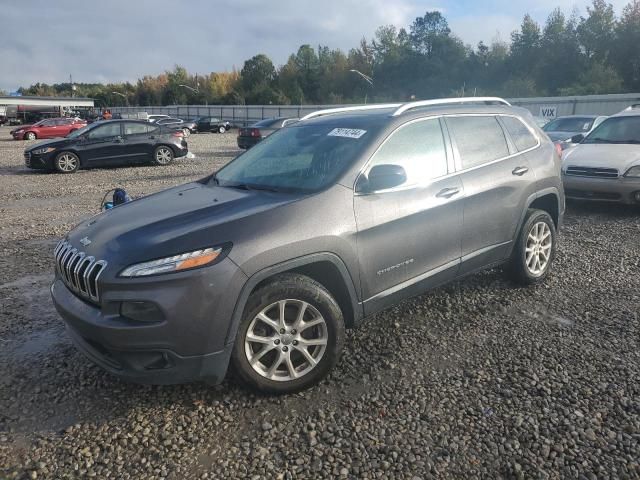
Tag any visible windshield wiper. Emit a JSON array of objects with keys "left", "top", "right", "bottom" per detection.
[{"left": 222, "top": 182, "right": 282, "bottom": 193}]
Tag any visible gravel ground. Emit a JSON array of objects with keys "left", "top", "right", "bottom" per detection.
[{"left": 0, "top": 125, "right": 639, "bottom": 479}]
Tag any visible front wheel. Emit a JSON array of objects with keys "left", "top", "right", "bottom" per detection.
[
  {"left": 506, "top": 209, "right": 557, "bottom": 285},
  {"left": 231, "top": 273, "right": 345, "bottom": 394},
  {"left": 182, "top": 128, "right": 191, "bottom": 137},
  {"left": 218, "top": 125, "right": 226, "bottom": 134},
  {"left": 152, "top": 146, "right": 174, "bottom": 165},
  {"left": 54, "top": 152, "right": 80, "bottom": 173},
  {"left": 25, "top": 132, "right": 37, "bottom": 140}
]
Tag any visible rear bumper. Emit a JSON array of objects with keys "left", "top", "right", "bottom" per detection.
[
  {"left": 563, "top": 174, "right": 640, "bottom": 204},
  {"left": 237, "top": 136, "right": 261, "bottom": 149}
]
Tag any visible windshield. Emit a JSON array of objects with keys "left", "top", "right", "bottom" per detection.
[
  {"left": 583, "top": 116, "right": 640, "bottom": 144},
  {"left": 66, "top": 124, "right": 93, "bottom": 138},
  {"left": 543, "top": 117, "right": 595, "bottom": 132},
  {"left": 213, "top": 125, "right": 374, "bottom": 193}
]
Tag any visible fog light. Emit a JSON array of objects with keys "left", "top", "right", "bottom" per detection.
[{"left": 120, "top": 301, "right": 163, "bottom": 323}]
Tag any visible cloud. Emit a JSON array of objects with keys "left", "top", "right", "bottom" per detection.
[{"left": 0, "top": 0, "right": 633, "bottom": 91}]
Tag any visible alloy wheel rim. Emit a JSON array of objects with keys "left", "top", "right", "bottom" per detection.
[
  {"left": 525, "top": 221, "right": 552, "bottom": 276},
  {"left": 156, "top": 148, "right": 172, "bottom": 164},
  {"left": 58, "top": 154, "right": 77, "bottom": 172},
  {"left": 245, "top": 299, "right": 328, "bottom": 382}
]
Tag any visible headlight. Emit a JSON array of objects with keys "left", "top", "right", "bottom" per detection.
[
  {"left": 32, "top": 146, "right": 56, "bottom": 155},
  {"left": 15, "top": 129, "right": 24, "bottom": 134},
  {"left": 120, "top": 247, "right": 223, "bottom": 277},
  {"left": 624, "top": 166, "right": 640, "bottom": 178}
]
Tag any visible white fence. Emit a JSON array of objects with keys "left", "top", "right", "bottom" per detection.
[{"left": 109, "top": 93, "right": 640, "bottom": 126}]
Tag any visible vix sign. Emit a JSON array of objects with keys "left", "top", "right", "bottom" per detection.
[{"left": 539, "top": 106, "right": 558, "bottom": 119}]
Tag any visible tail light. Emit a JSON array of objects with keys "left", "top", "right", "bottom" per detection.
[
  {"left": 554, "top": 143, "right": 563, "bottom": 158},
  {"left": 250, "top": 128, "right": 261, "bottom": 137}
]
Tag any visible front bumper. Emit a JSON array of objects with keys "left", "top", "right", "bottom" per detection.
[
  {"left": 24, "top": 151, "right": 55, "bottom": 170},
  {"left": 563, "top": 174, "right": 640, "bottom": 204},
  {"left": 51, "top": 257, "right": 247, "bottom": 385}
]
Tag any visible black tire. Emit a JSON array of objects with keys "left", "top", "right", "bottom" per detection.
[
  {"left": 25, "top": 131, "right": 37, "bottom": 140},
  {"left": 218, "top": 125, "right": 226, "bottom": 134},
  {"left": 231, "top": 273, "right": 345, "bottom": 394},
  {"left": 152, "top": 145, "right": 174, "bottom": 165},
  {"left": 506, "top": 209, "right": 557, "bottom": 285},
  {"left": 182, "top": 128, "right": 190, "bottom": 137},
  {"left": 53, "top": 151, "right": 80, "bottom": 174}
]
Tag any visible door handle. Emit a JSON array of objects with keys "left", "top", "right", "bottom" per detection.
[
  {"left": 113, "top": 136, "right": 124, "bottom": 143},
  {"left": 436, "top": 187, "right": 460, "bottom": 199},
  {"left": 512, "top": 166, "right": 529, "bottom": 176}
]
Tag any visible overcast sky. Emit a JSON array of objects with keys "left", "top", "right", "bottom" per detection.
[{"left": 0, "top": 0, "right": 632, "bottom": 91}]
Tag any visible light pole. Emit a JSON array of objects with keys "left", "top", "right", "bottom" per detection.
[
  {"left": 349, "top": 69, "right": 373, "bottom": 104},
  {"left": 111, "top": 91, "right": 128, "bottom": 106},
  {"left": 179, "top": 84, "right": 206, "bottom": 106}
]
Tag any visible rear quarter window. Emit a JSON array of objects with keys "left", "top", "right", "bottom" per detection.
[
  {"left": 501, "top": 116, "right": 538, "bottom": 152},
  {"left": 446, "top": 116, "right": 510, "bottom": 169}
]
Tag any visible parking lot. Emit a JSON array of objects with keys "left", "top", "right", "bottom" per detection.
[{"left": 0, "top": 124, "right": 638, "bottom": 479}]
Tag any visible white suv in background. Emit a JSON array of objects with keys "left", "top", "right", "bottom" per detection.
[{"left": 562, "top": 107, "right": 640, "bottom": 205}]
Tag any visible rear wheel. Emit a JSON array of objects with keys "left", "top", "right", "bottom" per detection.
[
  {"left": 218, "top": 125, "right": 226, "bottom": 134},
  {"left": 231, "top": 274, "right": 345, "bottom": 394},
  {"left": 152, "top": 146, "right": 174, "bottom": 165},
  {"left": 25, "top": 132, "right": 36, "bottom": 140},
  {"left": 506, "top": 209, "right": 556, "bottom": 285},
  {"left": 182, "top": 128, "right": 190, "bottom": 137},
  {"left": 54, "top": 152, "right": 80, "bottom": 173}
]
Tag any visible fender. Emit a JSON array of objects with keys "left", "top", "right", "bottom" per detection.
[
  {"left": 224, "top": 252, "right": 363, "bottom": 347},
  {"left": 511, "top": 187, "right": 563, "bottom": 255}
]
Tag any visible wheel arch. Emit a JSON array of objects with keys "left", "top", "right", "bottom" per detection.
[{"left": 224, "top": 253, "right": 363, "bottom": 347}]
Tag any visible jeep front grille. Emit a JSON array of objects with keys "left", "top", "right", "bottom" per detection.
[
  {"left": 565, "top": 166, "right": 619, "bottom": 178},
  {"left": 54, "top": 240, "right": 107, "bottom": 303}
]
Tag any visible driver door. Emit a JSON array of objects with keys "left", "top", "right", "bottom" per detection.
[
  {"left": 354, "top": 118, "right": 464, "bottom": 315},
  {"left": 77, "top": 123, "right": 126, "bottom": 166}
]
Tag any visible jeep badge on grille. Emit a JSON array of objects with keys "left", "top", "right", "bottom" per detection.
[{"left": 80, "top": 237, "right": 91, "bottom": 246}]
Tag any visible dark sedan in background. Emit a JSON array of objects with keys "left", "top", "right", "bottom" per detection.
[
  {"left": 237, "top": 117, "right": 298, "bottom": 149},
  {"left": 24, "top": 120, "right": 188, "bottom": 174},
  {"left": 195, "top": 116, "right": 231, "bottom": 133},
  {"left": 155, "top": 117, "right": 197, "bottom": 136},
  {"left": 543, "top": 115, "right": 607, "bottom": 150}
]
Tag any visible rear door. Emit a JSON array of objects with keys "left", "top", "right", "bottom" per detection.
[
  {"left": 122, "top": 122, "right": 155, "bottom": 163},
  {"left": 354, "top": 117, "right": 464, "bottom": 314},
  {"left": 445, "top": 115, "right": 538, "bottom": 274},
  {"left": 78, "top": 122, "right": 126, "bottom": 166}
]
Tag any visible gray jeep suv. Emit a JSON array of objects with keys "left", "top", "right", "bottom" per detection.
[{"left": 51, "top": 97, "right": 565, "bottom": 393}]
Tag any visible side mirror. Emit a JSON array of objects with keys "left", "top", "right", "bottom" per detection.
[
  {"left": 571, "top": 134, "right": 585, "bottom": 143},
  {"left": 359, "top": 164, "right": 407, "bottom": 193}
]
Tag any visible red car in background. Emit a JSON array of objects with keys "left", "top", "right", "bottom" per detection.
[{"left": 10, "top": 117, "right": 87, "bottom": 140}]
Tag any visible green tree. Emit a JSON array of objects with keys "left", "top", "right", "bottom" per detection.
[
  {"left": 240, "top": 54, "right": 276, "bottom": 93},
  {"left": 612, "top": 0, "right": 640, "bottom": 90},
  {"left": 510, "top": 14, "right": 542, "bottom": 77},
  {"left": 577, "top": 0, "right": 617, "bottom": 61},
  {"left": 559, "top": 62, "right": 623, "bottom": 94}
]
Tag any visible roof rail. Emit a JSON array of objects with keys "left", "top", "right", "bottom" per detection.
[
  {"left": 391, "top": 97, "right": 511, "bottom": 117},
  {"left": 300, "top": 103, "right": 402, "bottom": 121}
]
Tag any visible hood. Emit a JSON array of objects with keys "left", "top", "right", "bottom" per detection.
[
  {"left": 65, "top": 182, "right": 302, "bottom": 269},
  {"left": 11, "top": 124, "right": 33, "bottom": 133},
  {"left": 546, "top": 131, "right": 581, "bottom": 142},
  {"left": 562, "top": 143, "right": 640, "bottom": 173},
  {"left": 25, "top": 137, "right": 73, "bottom": 152}
]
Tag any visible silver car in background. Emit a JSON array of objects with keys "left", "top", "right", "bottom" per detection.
[
  {"left": 562, "top": 108, "right": 640, "bottom": 205},
  {"left": 543, "top": 115, "right": 607, "bottom": 150}
]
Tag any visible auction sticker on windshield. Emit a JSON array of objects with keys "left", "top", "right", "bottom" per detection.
[{"left": 328, "top": 128, "right": 367, "bottom": 139}]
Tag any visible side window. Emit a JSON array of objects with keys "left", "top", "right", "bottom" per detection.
[
  {"left": 123, "top": 122, "right": 149, "bottom": 136},
  {"left": 447, "top": 116, "right": 510, "bottom": 169},
  {"left": 501, "top": 116, "right": 538, "bottom": 152},
  {"left": 42, "top": 120, "right": 55, "bottom": 127},
  {"left": 88, "top": 123, "right": 121, "bottom": 139},
  {"left": 368, "top": 118, "right": 448, "bottom": 187}
]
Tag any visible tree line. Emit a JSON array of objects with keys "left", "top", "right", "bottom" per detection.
[{"left": 15, "top": 0, "right": 640, "bottom": 107}]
